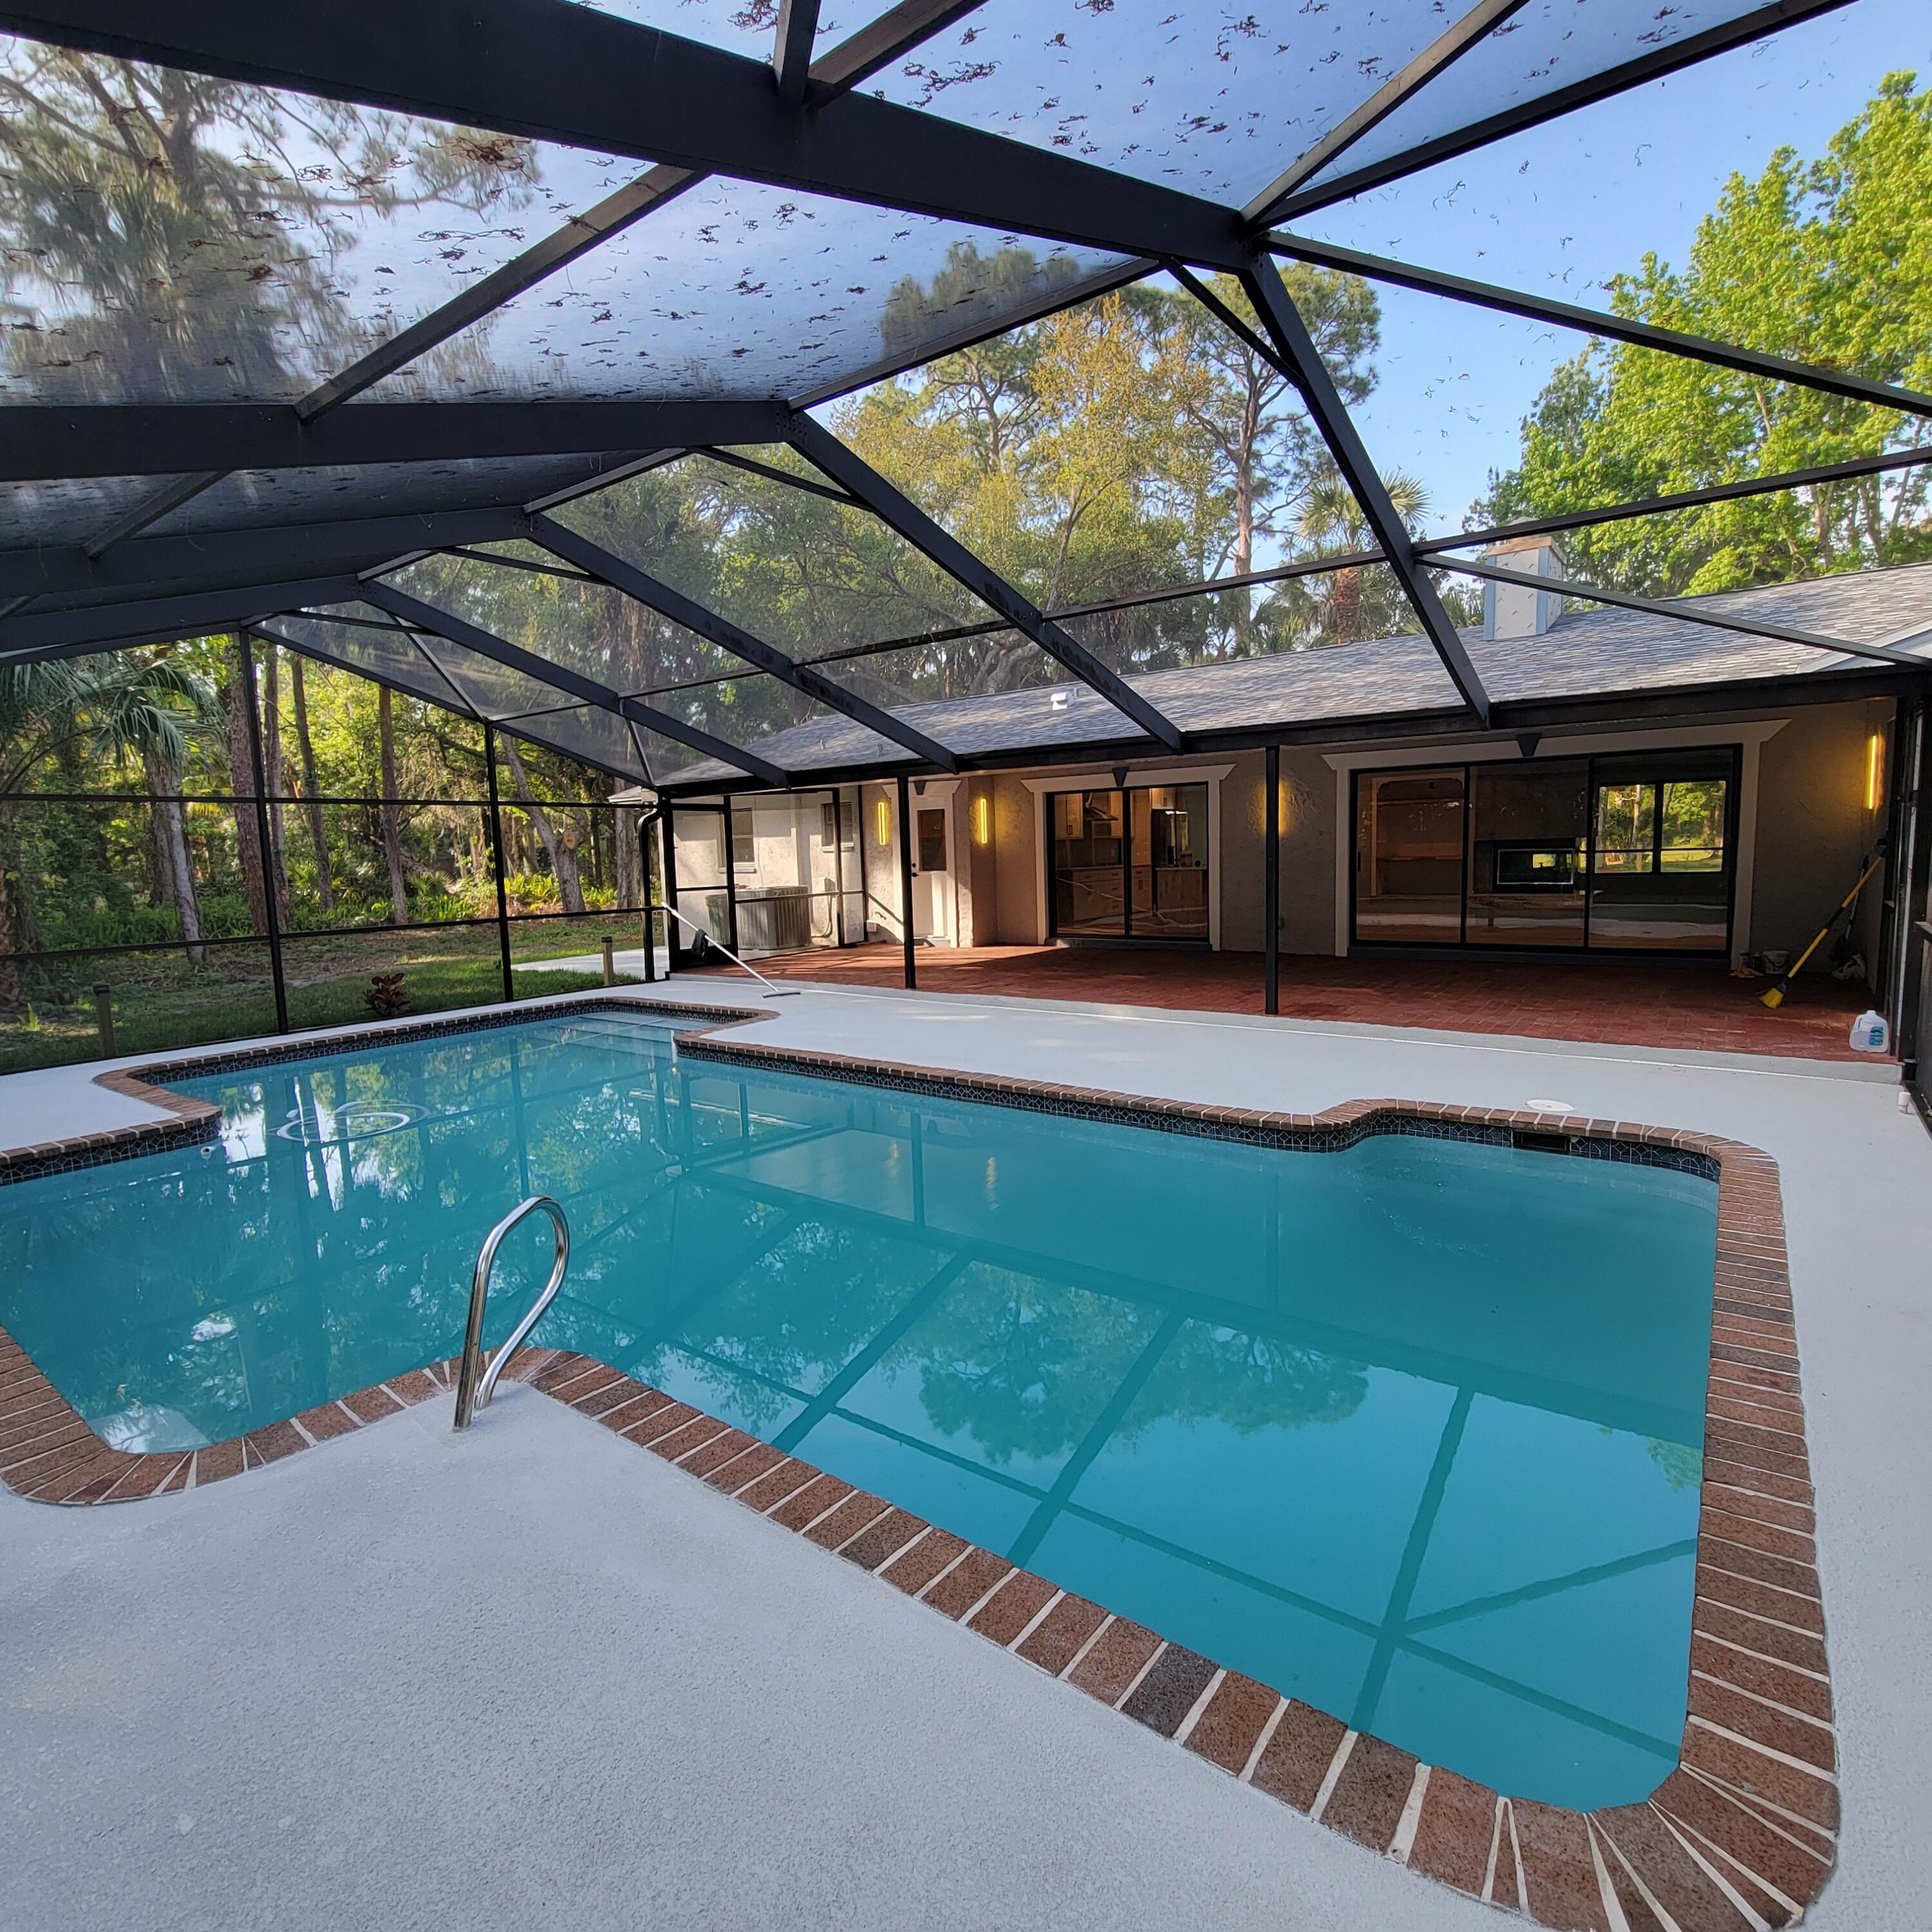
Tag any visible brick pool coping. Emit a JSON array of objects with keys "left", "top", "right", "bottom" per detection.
[{"left": 0, "top": 1001, "right": 1836, "bottom": 1930}]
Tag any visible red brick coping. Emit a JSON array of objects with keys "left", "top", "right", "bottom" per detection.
[{"left": 0, "top": 1017, "right": 1834, "bottom": 1930}]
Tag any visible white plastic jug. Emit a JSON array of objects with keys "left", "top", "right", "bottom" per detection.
[{"left": 1850, "top": 1010, "right": 1889, "bottom": 1053}]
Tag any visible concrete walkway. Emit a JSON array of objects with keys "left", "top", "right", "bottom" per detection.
[{"left": 2, "top": 978, "right": 1926, "bottom": 1929}]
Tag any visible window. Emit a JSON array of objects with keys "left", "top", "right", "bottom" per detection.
[
  {"left": 916, "top": 808, "right": 948, "bottom": 873},
  {"left": 730, "top": 809, "right": 755, "bottom": 872},
  {"left": 821, "top": 798, "right": 855, "bottom": 850},
  {"left": 1353, "top": 750, "right": 1736, "bottom": 954}
]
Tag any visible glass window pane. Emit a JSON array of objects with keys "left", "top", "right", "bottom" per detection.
[
  {"left": 867, "top": 0, "right": 1457, "bottom": 206},
  {"left": 1466, "top": 761, "right": 1588, "bottom": 949},
  {"left": 1589, "top": 760, "right": 1732, "bottom": 952},
  {"left": 1593, "top": 784, "right": 1656, "bottom": 873},
  {"left": 1354, "top": 769, "right": 1465, "bottom": 944},
  {"left": 1051, "top": 789, "right": 1125, "bottom": 938},
  {"left": 1661, "top": 780, "right": 1728, "bottom": 871},
  {"left": 0, "top": 41, "right": 643, "bottom": 404},
  {"left": 1130, "top": 784, "right": 1209, "bottom": 940},
  {"left": 366, "top": 177, "right": 1128, "bottom": 403}
]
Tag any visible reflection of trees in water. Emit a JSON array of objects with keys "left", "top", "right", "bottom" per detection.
[
  {"left": 905, "top": 1272, "right": 1370, "bottom": 1468},
  {"left": 0, "top": 47, "right": 544, "bottom": 401},
  {"left": 664, "top": 1216, "right": 942, "bottom": 1391}
]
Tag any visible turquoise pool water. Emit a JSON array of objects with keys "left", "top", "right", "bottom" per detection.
[{"left": 1, "top": 1010, "right": 1716, "bottom": 1808}]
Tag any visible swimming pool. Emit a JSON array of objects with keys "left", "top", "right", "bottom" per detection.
[{"left": 1, "top": 1007, "right": 1718, "bottom": 1810}]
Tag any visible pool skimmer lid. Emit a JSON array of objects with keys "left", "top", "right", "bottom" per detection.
[{"left": 1525, "top": 1098, "right": 1575, "bottom": 1113}]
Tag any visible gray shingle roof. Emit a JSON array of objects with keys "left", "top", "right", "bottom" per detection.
[{"left": 641, "top": 561, "right": 1932, "bottom": 791}]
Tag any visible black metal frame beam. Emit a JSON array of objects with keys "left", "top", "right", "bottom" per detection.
[
  {"left": 1435, "top": 554, "right": 1932, "bottom": 670},
  {"left": 1245, "top": 0, "right": 1531, "bottom": 223},
  {"left": 527, "top": 515, "right": 962, "bottom": 772},
  {"left": 0, "top": 506, "right": 532, "bottom": 602},
  {"left": 772, "top": 0, "right": 819, "bottom": 104},
  {"left": 1267, "top": 232, "right": 1932, "bottom": 422},
  {"left": 1237, "top": 255, "right": 1493, "bottom": 724},
  {"left": 784, "top": 413, "right": 1187, "bottom": 752},
  {"left": 0, "top": 0, "right": 1248, "bottom": 267},
  {"left": 0, "top": 574, "right": 368, "bottom": 658},
  {"left": 359, "top": 580, "right": 790, "bottom": 786},
  {"left": 1423, "top": 444, "right": 1932, "bottom": 558},
  {"left": 1267, "top": 0, "right": 1857, "bottom": 220},
  {"left": 0, "top": 400, "right": 786, "bottom": 483}
]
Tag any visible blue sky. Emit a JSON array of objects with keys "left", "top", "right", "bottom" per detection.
[{"left": 1291, "top": 0, "right": 1932, "bottom": 537}]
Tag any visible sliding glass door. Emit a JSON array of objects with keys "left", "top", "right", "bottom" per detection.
[
  {"left": 1050, "top": 784, "right": 1209, "bottom": 940},
  {"left": 1354, "top": 769, "right": 1466, "bottom": 942},
  {"left": 1352, "top": 748, "right": 1737, "bottom": 955},
  {"left": 1588, "top": 756, "right": 1732, "bottom": 951}
]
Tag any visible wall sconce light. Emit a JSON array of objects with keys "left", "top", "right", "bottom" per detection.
[
  {"left": 972, "top": 793, "right": 991, "bottom": 847},
  {"left": 875, "top": 797, "right": 892, "bottom": 848},
  {"left": 1866, "top": 732, "right": 1886, "bottom": 813}
]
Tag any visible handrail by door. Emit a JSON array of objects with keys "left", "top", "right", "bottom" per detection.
[{"left": 453, "top": 1195, "right": 571, "bottom": 1429}]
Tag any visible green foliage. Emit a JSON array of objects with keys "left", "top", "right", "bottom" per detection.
[{"left": 1480, "top": 73, "right": 1932, "bottom": 595}]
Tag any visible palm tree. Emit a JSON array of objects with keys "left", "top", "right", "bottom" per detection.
[
  {"left": 1293, "top": 470, "right": 1432, "bottom": 647},
  {"left": 0, "top": 651, "right": 211, "bottom": 1010}
]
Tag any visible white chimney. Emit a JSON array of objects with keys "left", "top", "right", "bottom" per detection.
[{"left": 1482, "top": 534, "right": 1566, "bottom": 640}]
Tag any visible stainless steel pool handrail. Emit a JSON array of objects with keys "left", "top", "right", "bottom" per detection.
[
  {"left": 661, "top": 902, "right": 800, "bottom": 996},
  {"left": 453, "top": 1195, "right": 570, "bottom": 1430}
]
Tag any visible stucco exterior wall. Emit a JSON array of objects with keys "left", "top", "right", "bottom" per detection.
[
  {"left": 1749, "top": 696, "right": 1893, "bottom": 974},
  {"left": 989, "top": 775, "right": 1040, "bottom": 945},
  {"left": 950, "top": 692, "right": 1896, "bottom": 975}
]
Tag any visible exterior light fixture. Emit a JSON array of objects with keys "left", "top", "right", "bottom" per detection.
[
  {"left": 875, "top": 797, "right": 891, "bottom": 848},
  {"left": 1866, "top": 732, "right": 1886, "bottom": 813},
  {"left": 972, "top": 794, "right": 990, "bottom": 847}
]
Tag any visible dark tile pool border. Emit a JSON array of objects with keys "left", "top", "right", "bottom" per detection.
[{"left": 0, "top": 1004, "right": 1835, "bottom": 1931}]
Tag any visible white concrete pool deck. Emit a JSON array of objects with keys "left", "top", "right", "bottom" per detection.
[{"left": 2, "top": 978, "right": 1926, "bottom": 1931}]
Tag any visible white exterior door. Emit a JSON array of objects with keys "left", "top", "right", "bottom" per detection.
[{"left": 911, "top": 800, "right": 954, "bottom": 943}]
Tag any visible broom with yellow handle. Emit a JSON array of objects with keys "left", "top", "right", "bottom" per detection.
[{"left": 1761, "top": 847, "right": 1886, "bottom": 1009}]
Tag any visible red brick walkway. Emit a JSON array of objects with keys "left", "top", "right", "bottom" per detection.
[{"left": 717, "top": 943, "right": 1880, "bottom": 1063}]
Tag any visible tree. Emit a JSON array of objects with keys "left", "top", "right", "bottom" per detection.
[
  {"left": 288, "top": 655, "right": 333, "bottom": 913},
  {"left": 0, "top": 652, "right": 207, "bottom": 1009},
  {"left": 502, "top": 738, "right": 586, "bottom": 914},
  {"left": 376, "top": 685, "right": 411, "bottom": 925},
  {"left": 0, "top": 45, "right": 547, "bottom": 402},
  {"left": 1478, "top": 73, "right": 1932, "bottom": 596}
]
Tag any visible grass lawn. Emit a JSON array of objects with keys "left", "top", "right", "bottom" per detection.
[{"left": 0, "top": 919, "right": 650, "bottom": 1075}]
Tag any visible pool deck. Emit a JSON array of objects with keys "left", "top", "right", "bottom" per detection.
[{"left": 1, "top": 980, "right": 1925, "bottom": 1931}]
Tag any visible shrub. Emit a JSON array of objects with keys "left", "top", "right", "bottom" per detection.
[{"left": 363, "top": 972, "right": 410, "bottom": 1019}]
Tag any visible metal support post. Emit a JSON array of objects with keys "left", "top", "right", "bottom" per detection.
[
  {"left": 238, "top": 633, "right": 290, "bottom": 1034},
  {"left": 482, "top": 723, "right": 515, "bottom": 1003},
  {"left": 896, "top": 773, "right": 917, "bottom": 990},
  {"left": 1264, "top": 744, "right": 1280, "bottom": 1016}
]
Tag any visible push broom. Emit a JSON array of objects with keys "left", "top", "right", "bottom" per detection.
[{"left": 1760, "top": 844, "right": 1886, "bottom": 1009}]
